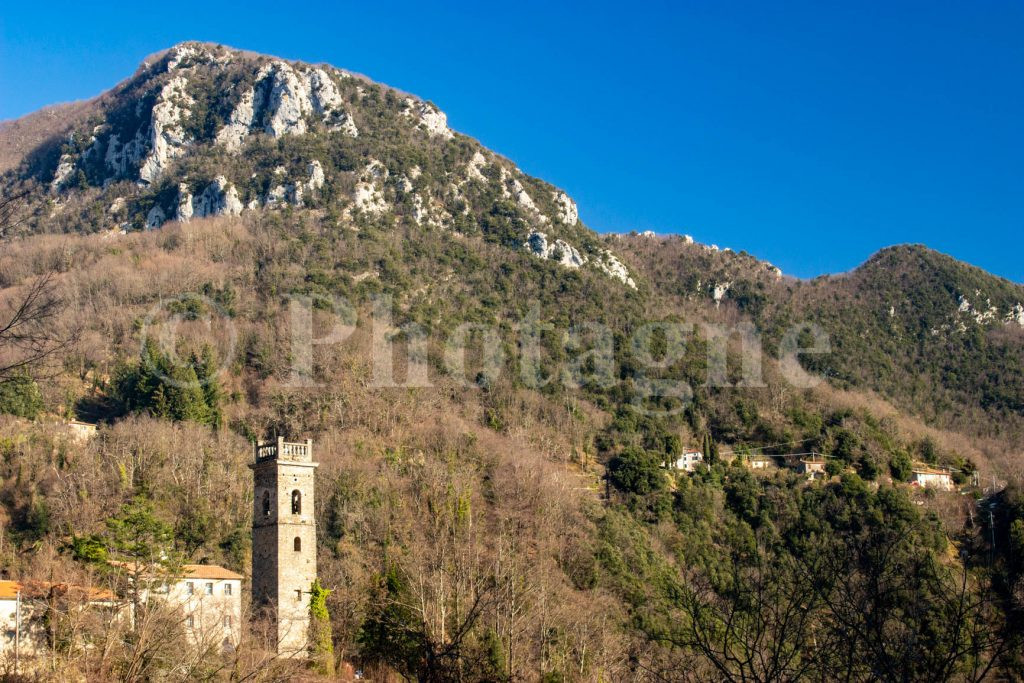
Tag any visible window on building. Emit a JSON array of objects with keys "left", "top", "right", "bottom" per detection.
[
  {"left": 294, "top": 536, "right": 301, "bottom": 552},
  {"left": 224, "top": 583, "right": 232, "bottom": 596},
  {"left": 224, "top": 615, "right": 232, "bottom": 627},
  {"left": 296, "top": 589, "right": 302, "bottom": 601},
  {"left": 262, "top": 490, "right": 271, "bottom": 517},
  {"left": 206, "top": 582, "right": 214, "bottom": 596},
  {"left": 186, "top": 582, "right": 194, "bottom": 595},
  {"left": 291, "top": 489, "right": 301, "bottom": 515},
  {"left": 187, "top": 615, "right": 195, "bottom": 628}
]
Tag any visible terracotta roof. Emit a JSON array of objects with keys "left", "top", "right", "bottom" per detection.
[
  {"left": 182, "top": 564, "right": 243, "bottom": 580},
  {"left": 0, "top": 580, "right": 19, "bottom": 599},
  {"left": 0, "top": 579, "right": 116, "bottom": 602},
  {"left": 107, "top": 561, "right": 243, "bottom": 581}
]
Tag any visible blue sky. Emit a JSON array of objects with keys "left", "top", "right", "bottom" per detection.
[{"left": 2, "top": 1, "right": 1022, "bottom": 282}]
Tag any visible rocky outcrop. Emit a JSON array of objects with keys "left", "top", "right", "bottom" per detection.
[
  {"left": 499, "top": 168, "right": 549, "bottom": 225},
  {"left": 165, "top": 44, "right": 205, "bottom": 71},
  {"left": 594, "top": 250, "right": 637, "bottom": 289},
  {"left": 553, "top": 191, "right": 578, "bottom": 225},
  {"left": 216, "top": 61, "right": 357, "bottom": 151},
  {"left": 263, "top": 62, "right": 310, "bottom": 137},
  {"left": 216, "top": 87, "right": 258, "bottom": 151},
  {"left": 138, "top": 76, "right": 193, "bottom": 183},
  {"left": 1006, "top": 303, "right": 1024, "bottom": 327},
  {"left": 525, "top": 231, "right": 585, "bottom": 268},
  {"left": 306, "top": 160, "right": 325, "bottom": 196},
  {"left": 351, "top": 160, "right": 389, "bottom": 215},
  {"left": 403, "top": 98, "right": 452, "bottom": 139},
  {"left": 957, "top": 294, "right": 999, "bottom": 325},
  {"left": 145, "top": 205, "right": 166, "bottom": 229},
  {"left": 522, "top": 232, "right": 637, "bottom": 288},
  {"left": 102, "top": 130, "right": 147, "bottom": 179},
  {"left": 466, "top": 152, "right": 489, "bottom": 183},
  {"left": 712, "top": 281, "right": 731, "bottom": 307},
  {"left": 50, "top": 154, "right": 75, "bottom": 191},
  {"left": 27, "top": 42, "right": 646, "bottom": 291},
  {"left": 173, "top": 176, "right": 243, "bottom": 222}
]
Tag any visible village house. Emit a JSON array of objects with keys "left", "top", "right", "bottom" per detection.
[
  {"left": 114, "top": 563, "right": 243, "bottom": 650},
  {"left": 744, "top": 455, "right": 772, "bottom": 470},
  {"left": 0, "top": 579, "right": 122, "bottom": 663},
  {"left": 910, "top": 466, "right": 955, "bottom": 491},
  {"left": 170, "top": 565, "right": 244, "bottom": 649},
  {"left": 795, "top": 457, "right": 828, "bottom": 480},
  {"left": 668, "top": 449, "right": 704, "bottom": 473},
  {"left": 64, "top": 419, "right": 97, "bottom": 443}
]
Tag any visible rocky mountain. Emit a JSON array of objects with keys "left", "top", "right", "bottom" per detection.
[
  {"left": 4, "top": 40, "right": 1023, "bottom": 464},
  {"left": 2, "top": 42, "right": 1024, "bottom": 681},
  {"left": 2, "top": 42, "right": 634, "bottom": 288}
]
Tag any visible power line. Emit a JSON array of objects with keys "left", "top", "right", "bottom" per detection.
[{"left": 719, "top": 437, "right": 818, "bottom": 456}]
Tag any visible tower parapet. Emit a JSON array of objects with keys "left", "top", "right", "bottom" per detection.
[{"left": 254, "top": 437, "right": 313, "bottom": 463}]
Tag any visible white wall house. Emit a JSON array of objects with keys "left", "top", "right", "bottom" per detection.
[
  {"left": 745, "top": 456, "right": 771, "bottom": 470},
  {"left": 670, "top": 450, "right": 704, "bottom": 472},
  {"left": 0, "top": 579, "right": 121, "bottom": 663},
  {"left": 795, "top": 458, "right": 828, "bottom": 480},
  {"left": 911, "top": 468, "right": 954, "bottom": 491},
  {"left": 170, "top": 565, "right": 244, "bottom": 649},
  {"left": 122, "top": 563, "right": 243, "bottom": 651}
]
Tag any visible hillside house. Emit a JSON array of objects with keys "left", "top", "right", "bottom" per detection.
[
  {"left": 795, "top": 457, "right": 828, "bottom": 480},
  {"left": 744, "top": 455, "right": 772, "bottom": 470},
  {"left": 0, "top": 579, "right": 122, "bottom": 662},
  {"left": 114, "top": 563, "right": 243, "bottom": 651},
  {"left": 669, "top": 450, "right": 704, "bottom": 472},
  {"left": 910, "top": 466, "right": 954, "bottom": 491},
  {"left": 64, "top": 420, "right": 97, "bottom": 443}
]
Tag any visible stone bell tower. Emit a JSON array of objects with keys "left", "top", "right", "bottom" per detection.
[{"left": 250, "top": 437, "right": 318, "bottom": 656}]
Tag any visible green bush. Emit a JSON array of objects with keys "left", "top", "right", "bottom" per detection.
[
  {"left": 609, "top": 447, "right": 666, "bottom": 495},
  {"left": 890, "top": 450, "right": 914, "bottom": 482},
  {"left": 0, "top": 375, "right": 44, "bottom": 419}
]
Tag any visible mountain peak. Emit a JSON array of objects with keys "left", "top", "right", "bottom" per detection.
[{"left": 0, "top": 42, "right": 638, "bottom": 288}]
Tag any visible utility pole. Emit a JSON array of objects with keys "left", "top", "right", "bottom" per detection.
[
  {"left": 14, "top": 587, "right": 20, "bottom": 675},
  {"left": 990, "top": 506, "right": 996, "bottom": 555}
]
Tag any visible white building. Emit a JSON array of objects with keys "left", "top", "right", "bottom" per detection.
[
  {"left": 669, "top": 450, "right": 704, "bottom": 472},
  {"left": 171, "top": 565, "right": 244, "bottom": 649},
  {"left": 745, "top": 455, "right": 772, "bottom": 470},
  {"left": 795, "top": 458, "right": 828, "bottom": 480},
  {"left": 64, "top": 419, "right": 97, "bottom": 443},
  {"left": 116, "top": 563, "right": 243, "bottom": 651},
  {"left": 0, "top": 579, "right": 122, "bottom": 662},
  {"left": 911, "top": 467, "right": 954, "bottom": 491}
]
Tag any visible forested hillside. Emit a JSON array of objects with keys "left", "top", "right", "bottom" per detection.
[{"left": 0, "top": 42, "right": 1021, "bottom": 681}]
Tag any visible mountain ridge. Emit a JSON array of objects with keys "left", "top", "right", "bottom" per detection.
[{"left": 1, "top": 40, "right": 1024, "bottom": 680}]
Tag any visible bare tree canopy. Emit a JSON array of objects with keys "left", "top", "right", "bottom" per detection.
[{"left": 0, "top": 190, "right": 76, "bottom": 381}]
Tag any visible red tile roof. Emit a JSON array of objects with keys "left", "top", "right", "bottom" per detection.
[
  {"left": 0, "top": 579, "right": 116, "bottom": 602},
  {"left": 107, "top": 561, "right": 243, "bottom": 581},
  {"left": 182, "top": 564, "right": 243, "bottom": 580}
]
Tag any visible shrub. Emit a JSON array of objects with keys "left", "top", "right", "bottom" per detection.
[{"left": 0, "top": 375, "right": 44, "bottom": 419}]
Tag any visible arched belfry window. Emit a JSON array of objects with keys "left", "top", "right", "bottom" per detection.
[
  {"left": 294, "top": 537, "right": 301, "bottom": 552},
  {"left": 291, "top": 490, "right": 301, "bottom": 515},
  {"left": 262, "top": 491, "right": 271, "bottom": 517}
]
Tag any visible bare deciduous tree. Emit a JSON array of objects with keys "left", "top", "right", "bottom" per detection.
[{"left": 0, "top": 190, "right": 76, "bottom": 382}]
